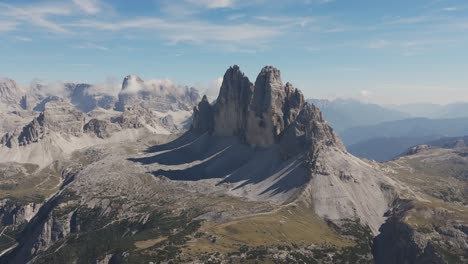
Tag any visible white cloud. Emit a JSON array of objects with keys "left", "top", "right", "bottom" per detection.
[
  {"left": 13, "top": 36, "right": 32, "bottom": 42},
  {"left": 72, "top": 18, "right": 282, "bottom": 46},
  {"left": 87, "top": 77, "right": 121, "bottom": 96},
  {"left": 185, "top": 0, "right": 236, "bottom": 9},
  {"left": 0, "top": 2, "right": 71, "bottom": 33},
  {"left": 338, "top": 67, "right": 364, "bottom": 72},
  {"left": 74, "top": 42, "right": 108, "bottom": 50},
  {"left": 368, "top": 39, "right": 455, "bottom": 49},
  {"left": 226, "top": 13, "right": 245, "bottom": 20},
  {"left": 73, "top": 0, "right": 100, "bottom": 14},
  {"left": 442, "top": 6, "right": 461, "bottom": 12},
  {"left": 368, "top": 39, "right": 391, "bottom": 49},
  {"left": 0, "top": 21, "right": 17, "bottom": 32},
  {"left": 201, "top": 77, "right": 223, "bottom": 101},
  {"left": 120, "top": 75, "right": 191, "bottom": 97},
  {"left": 254, "top": 16, "right": 315, "bottom": 27},
  {"left": 360, "top": 90, "right": 372, "bottom": 97}
]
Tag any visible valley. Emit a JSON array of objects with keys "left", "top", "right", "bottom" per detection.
[{"left": 0, "top": 66, "right": 466, "bottom": 263}]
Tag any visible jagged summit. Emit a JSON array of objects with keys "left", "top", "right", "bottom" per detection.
[
  {"left": 1, "top": 101, "right": 86, "bottom": 147},
  {"left": 121, "top": 74, "right": 144, "bottom": 91},
  {"left": 115, "top": 74, "right": 200, "bottom": 112},
  {"left": 187, "top": 66, "right": 393, "bottom": 233},
  {"left": 192, "top": 65, "right": 339, "bottom": 150},
  {"left": 0, "top": 78, "right": 26, "bottom": 111}
]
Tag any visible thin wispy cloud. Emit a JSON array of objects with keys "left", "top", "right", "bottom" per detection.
[
  {"left": 0, "top": 2, "right": 71, "bottom": 33},
  {"left": 226, "top": 13, "right": 245, "bottom": 20},
  {"left": 73, "top": 0, "right": 100, "bottom": 14},
  {"left": 1, "top": 0, "right": 468, "bottom": 104},
  {"left": 72, "top": 18, "right": 283, "bottom": 47},
  {"left": 185, "top": 0, "right": 236, "bottom": 9},
  {"left": 254, "top": 16, "right": 315, "bottom": 27},
  {"left": 0, "top": 21, "right": 17, "bottom": 32},
  {"left": 368, "top": 39, "right": 456, "bottom": 49},
  {"left": 73, "top": 41, "right": 108, "bottom": 50},
  {"left": 13, "top": 36, "right": 33, "bottom": 42}
]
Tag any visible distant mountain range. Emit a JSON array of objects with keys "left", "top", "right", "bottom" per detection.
[
  {"left": 0, "top": 67, "right": 466, "bottom": 263},
  {"left": 306, "top": 98, "right": 468, "bottom": 161},
  {"left": 388, "top": 102, "right": 468, "bottom": 119},
  {"left": 342, "top": 117, "right": 468, "bottom": 161},
  {"left": 307, "top": 99, "right": 409, "bottom": 132},
  {"left": 0, "top": 76, "right": 200, "bottom": 115}
]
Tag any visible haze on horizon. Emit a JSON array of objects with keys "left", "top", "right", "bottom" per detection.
[{"left": 0, "top": 0, "right": 467, "bottom": 105}]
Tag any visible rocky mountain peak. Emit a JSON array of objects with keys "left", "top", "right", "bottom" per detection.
[
  {"left": 121, "top": 75, "right": 144, "bottom": 91},
  {"left": 1, "top": 101, "right": 86, "bottom": 147},
  {"left": 192, "top": 65, "right": 337, "bottom": 150},
  {"left": 116, "top": 75, "right": 200, "bottom": 112},
  {"left": 41, "top": 101, "right": 86, "bottom": 136},
  {"left": 212, "top": 65, "right": 253, "bottom": 137},
  {"left": 401, "top": 144, "right": 431, "bottom": 156},
  {"left": 0, "top": 78, "right": 26, "bottom": 111},
  {"left": 192, "top": 95, "right": 214, "bottom": 134}
]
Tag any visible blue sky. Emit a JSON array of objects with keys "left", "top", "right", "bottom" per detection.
[{"left": 0, "top": 0, "right": 467, "bottom": 104}]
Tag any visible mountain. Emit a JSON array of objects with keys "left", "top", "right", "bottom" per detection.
[
  {"left": 0, "top": 66, "right": 465, "bottom": 263},
  {"left": 0, "top": 101, "right": 183, "bottom": 167},
  {"left": 115, "top": 75, "right": 200, "bottom": 112},
  {"left": 65, "top": 83, "right": 116, "bottom": 113},
  {"left": 341, "top": 117, "right": 468, "bottom": 161},
  {"left": 0, "top": 77, "right": 199, "bottom": 138},
  {"left": 341, "top": 117, "right": 468, "bottom": 146},
  {"left": 426, "top": 135, "right": 468, "bottom": 149},
  {"left": 389, "top": 102, "right": 468, "bottom": 119},
  {"left": 373, "top": 146, "right": 467, "bottom": 263},
  {"left": 347, "top": 136, "right": 439, "bottom": 162},
  {"left": 0, "top": 78, "right": 26, "bottom": 111},
  {"left": 307, "top": 98, "right": 409, "bottom": 132}
]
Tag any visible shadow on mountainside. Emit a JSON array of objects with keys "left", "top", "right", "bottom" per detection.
[{"left": 128, "top": 132, "right": 310, "bottom": 197}]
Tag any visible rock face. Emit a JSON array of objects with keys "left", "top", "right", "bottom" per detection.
[
  {"left": 191, "top": 64, "right": 342, "bottom": 151},
  {"left": 65, "top": 83, "right": 116, "bottom": 112},
  {"left": 190, "top": 65, "right": 393, "bottom": 233},
  {"left": 32, "top": 95, "right": 64, "bottom": 112},
  {"left": 115, "top": 75, "right": 200, "bottom": 112},
  {"left": 192, "top": 95, "right": 214, "bottom": 133},
  {"left": 211, "top": 65, "right": 253, "bottom": 138},
  {"left": 1, "top": 101, "right": 86, "bottom": 147},
  {"left": 402, "top": 144, "right": 431, "bottom": 156},
  {"left": 41, "top": 101, "right": 86, "bottom": 137},
  {"left": 280, "top": 103, "right": 345, "bottom": 158},
  {"left": 193, "top": 65, "right": 306, "bottom": 147},
  {"left": 0, "top": 78, "right": 26, "bottom": 111},
  {"left": 115, "top": 104, "right": 178, "bottom": 134},
  {"left": 84, "top": 119, "right": 120, "bottom": 139},
  {"left": 0, "top": 200, "right": 42, "bottom": 227}
]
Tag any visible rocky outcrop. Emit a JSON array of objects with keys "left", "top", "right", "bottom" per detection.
[
  {"left": 17, "top": 115, "right": 45, "bottom": 146},
  {"left": 0, "top": 78, "right": 25, "bottom": 111},
  {"left": 402, "top": 144, "right": 431, "bottom": 156},
  {"left": 40, "top": 101, "right": 86, "bottom": 137},
  {"left": 245, "top": 67, "right": 305, "bottom": 147},
  {"left": 191, "top": 95, "right": 214, "bottom": 133},
  {"left": 65, "top": 83, "right": 116, "bottom": 112},
  {"left": 118, "top": 105, "right": 159, "bottom": 129},
  {"left": 84, "top": 119, "right": 120, "bottom": 139},
  {"left": 115, "top": 104, "right": 178, "bottom": 133},
  {"left": 211, "top": 65, "right": 253, "bottom": 138},
  {"left": 1, "top": 101, "right": 86, "bottom": 147},
  {"left": 280, "top": 103, "right": 345, "bottom": 158},
  {"left": 115, "top": 75, "right": 200, "bottom": 112},
  {"left": 192, "top": 66, "right": 332, "bottom": 148},
  {"left": 0, "top": 200, "right": 42, "bottom": 227},
  {"left": 190, "top": 65, "right": 392, "bottom": 234},
  {"left": 32, "top": 95, "right": 63, "bottom": 112}
]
